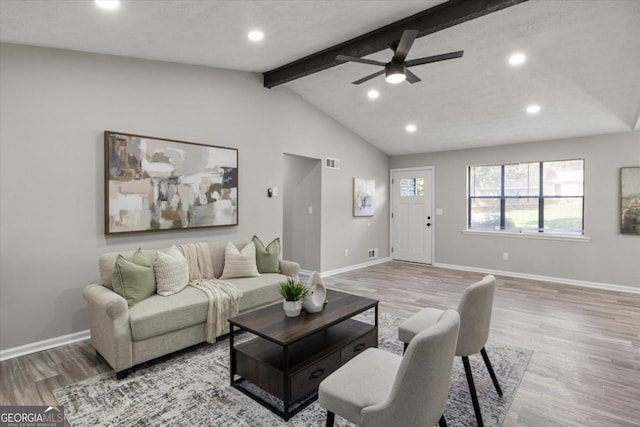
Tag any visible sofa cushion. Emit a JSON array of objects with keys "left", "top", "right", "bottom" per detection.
[
  {"left": 233, "top": 274, "right": 288, "bottom": 311},
  {"left": 220, "top": 241, "right": 260, "bottom": 279},
  {"left": 111, "top": 250, "right": 156, "bottom": 307},
  {"left": 252, "top": 236, "right": 281, "bottom": 274},
  {"left": 154, "top": 245, "right": 189, "bottom": 296},
  {"left": 128, "top": 274, "right": 288, "bottom": 341},
  {"left": 128, "top": 286, "right": 209, "bottom": 341}
]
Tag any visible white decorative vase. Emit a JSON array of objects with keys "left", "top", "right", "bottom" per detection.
[
  {"left": 303, "top": 271, "right": 326, "bottom": 314},
  {"left": 283, "top": 300, "right": 302, "bottom": 317}
]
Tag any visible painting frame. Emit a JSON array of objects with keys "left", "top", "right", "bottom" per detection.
[
  {"left": 105, "top": 131, "right": 238, "bottom": 235},
  {"left": 621, "top": 166, "right": 640, "bottom": 235},
  {"left": 353, "top": 177, "right": 375, "bottom": 217}
]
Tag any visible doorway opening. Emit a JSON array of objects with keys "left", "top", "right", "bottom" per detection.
[{"left": 283, "top": 154, "right": 322, "bottom": 272}]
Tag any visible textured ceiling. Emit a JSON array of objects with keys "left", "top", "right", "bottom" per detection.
[{"left": 1, "top": 0, "right": 639, "bottom": 155}]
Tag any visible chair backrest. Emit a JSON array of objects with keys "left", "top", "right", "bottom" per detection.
[
  {"left": 360, "top": 309, "right": 460, "bottom": 427},
  {"left": 455, "top": 274, "right": 496, "bottom": 356}
]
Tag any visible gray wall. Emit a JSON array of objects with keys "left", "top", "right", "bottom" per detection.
[
  {"left": 390, "top": 131, "right": 640, "bottom": 288},
  {"left": 0, "top": 43, "right": 390, "bottom": 350},
  {"left": 283, "top": 154, "right": 322, "bottom": 271}
]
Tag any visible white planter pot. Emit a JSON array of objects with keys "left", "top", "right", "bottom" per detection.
[{"left": 283, "top": 300, "right": 302, "bottom": 317}]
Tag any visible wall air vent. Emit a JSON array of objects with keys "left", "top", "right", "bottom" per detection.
[{"left": 325, "top": 157, "right": 340, "bottom": 170}]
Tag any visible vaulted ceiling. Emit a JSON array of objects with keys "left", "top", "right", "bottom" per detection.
[{"left": 1, "top": 0, "right": 639, "bottom": 155}]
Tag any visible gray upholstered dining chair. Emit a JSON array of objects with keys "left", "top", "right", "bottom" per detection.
[
  {"left": 398, "top": 275, "right": 502, "bottom": 427},
  {"left": 318, "top": 309, "right": 460, "bottom": 427}
]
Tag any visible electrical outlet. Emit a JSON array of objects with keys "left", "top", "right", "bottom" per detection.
[
  {"left": 368, "top": 248, "right": 378, "bottom": 259},
  {"left": 502, "top": 252, "right": 509, "bottom": 261},
  {"left": 344, "top": 249, "right": 349, "bottom": 257}
]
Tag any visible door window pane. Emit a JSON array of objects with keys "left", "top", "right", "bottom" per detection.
[
  {"left": 400, "top": 177, "right": 424, "bottom": 197},
  {"left": 469, "top": 166, "right": 501, "bottom": 197},
  {"left": 469, "top": 198, "right": 501, "bottom": 229}
]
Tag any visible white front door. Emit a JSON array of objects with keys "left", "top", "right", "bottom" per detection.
[{"left": 391, "top": 168, "right": 433, "bottom": 264}]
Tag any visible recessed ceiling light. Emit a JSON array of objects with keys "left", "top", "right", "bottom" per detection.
[
  {"left": 367, "top": 89, "right": 380, "bottom": 100},
  {"left": 526, "top": 104, "right": 541, "bottom": 114},
  {"left": 509, "top": 52, "right": 526, "bottom": 66},
  {"left": 405, "top": 124, "right": 417, "bottom": 133},
  {"left": 94, "top": 0, "right": 120, "bottom": 11},
  {"left": 248, "top": 30, "right": 264, "bottom": 42}
]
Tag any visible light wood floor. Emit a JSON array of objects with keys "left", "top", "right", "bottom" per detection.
[{"left": 1, "top": 261, "right": 638, "bottom": 426}]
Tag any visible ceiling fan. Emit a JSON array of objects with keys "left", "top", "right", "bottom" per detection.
[{"left": 336, "top": 29, "right": 464, "bottom": 85}]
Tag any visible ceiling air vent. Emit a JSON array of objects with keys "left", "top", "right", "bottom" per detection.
[{"left": 325, "top": 157, "right": 340, "bottom": 170}]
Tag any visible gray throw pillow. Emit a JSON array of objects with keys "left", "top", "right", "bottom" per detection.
[{"left": 111, "top": 249, "right": 156, "bottom": 306}]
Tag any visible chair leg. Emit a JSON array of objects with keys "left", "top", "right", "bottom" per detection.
[
  {"left": 438, "top": 414, "right": 448, "bottom": 427},
  {"left": 480, "top": 347, "right": 503, "bottom": 396},
  {"left": 116, "top": 370, "right": 128, "bottom": 380},
  {"left": 462, "top": 356, "right": 484, "bottom": 427},
  {"left": 326, "top": 410, "right": 335, "bottom": 427}
]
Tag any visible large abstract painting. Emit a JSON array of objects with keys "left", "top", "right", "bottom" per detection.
[
  {"left": 621, "top": 166, "right": 640, "bottom": 235},
  {"left": 105, "top": 131, "right": 238, "bottom": 234}
]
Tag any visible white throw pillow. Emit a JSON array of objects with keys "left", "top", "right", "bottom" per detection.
[
  {"left": 220, "top": 241, "right": 261, "bottom": 279},
  {"left": 154, "top": 245, "right": 189, "bottom": 296}
]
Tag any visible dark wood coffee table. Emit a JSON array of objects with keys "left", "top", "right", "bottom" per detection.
[{"left": 228, "top": 289, "right": 378, "bottom": 420}]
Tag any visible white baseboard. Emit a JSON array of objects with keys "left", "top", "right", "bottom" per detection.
[
  {"left": 0, "top": 329, "right": 90, "bottom": 362},
  {"left": 321, "top": 257, "right": 391, "bottom": 278},
  {"left": 432, "top": 262, "right": 640, "bottom": 294}
]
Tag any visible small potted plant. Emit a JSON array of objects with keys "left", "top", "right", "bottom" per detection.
[{"left": 279, "top": 278, "right": 308, "bottom": 317}]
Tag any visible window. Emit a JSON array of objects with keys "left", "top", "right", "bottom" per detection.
[
  {"left": 400, "top": 177, "right": 424, "bottom": 197},
  {"left": 468, "top": 159, "right": 584, "bottom": 234}
]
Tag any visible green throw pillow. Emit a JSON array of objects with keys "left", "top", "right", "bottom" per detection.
[
  {"left": 111, "top": 249, "right": 156, "bottom": 306},
  {"left": 251, "top": 236, "right": 281, "bottom": 274}
]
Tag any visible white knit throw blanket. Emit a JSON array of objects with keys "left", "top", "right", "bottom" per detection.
[{"left": 180, "top": 243, "right": 243, "bottom": 343}]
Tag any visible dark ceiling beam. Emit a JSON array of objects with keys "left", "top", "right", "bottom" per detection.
[{"left": 263, "top": 0, "right": 528, "bottom": 88}]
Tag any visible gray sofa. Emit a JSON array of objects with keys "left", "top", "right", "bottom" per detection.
[{"left": 83, "top": 239, "right": 299, "bottom": 378}]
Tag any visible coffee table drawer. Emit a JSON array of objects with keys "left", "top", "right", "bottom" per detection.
[
  {"left": 341, "top": 328, "right": 377, "bottom": 364},
  {"left": 290, "top": 352, "right": 340, "bottom": 402}
]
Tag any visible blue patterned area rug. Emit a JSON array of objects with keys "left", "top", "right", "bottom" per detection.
[{"left": 54, "top": 313, "right": 531, "bottom": 426}]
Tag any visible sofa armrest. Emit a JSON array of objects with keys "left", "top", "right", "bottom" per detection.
[
  {"left": 83, "top": 284, "right": 133, "bottom": 373},
  {"left": 279, "top": 259, "right": 300, "bottom": 280}
]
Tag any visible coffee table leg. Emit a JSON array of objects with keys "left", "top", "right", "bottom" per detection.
[
  {"left": 283, "top": 344, "right": 290, "bottom": 420},
  {"left": 229, "top": 324, "right": 235, "bottom": 386},
  {"left": 375, "top": 304, "right": 379, "bottom": 327}
]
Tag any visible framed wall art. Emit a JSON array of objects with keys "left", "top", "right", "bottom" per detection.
[
  {"left": 621, "top": 166, "right": 640, "bottom": 235},
  {"left": 105, "top": 131, "right": 238, "bottom": 235},
  {"left": 353, "top": 177, "right": 375, "bottom": 217}
]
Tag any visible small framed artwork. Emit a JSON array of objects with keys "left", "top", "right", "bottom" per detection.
[
  {"left": 621, "top": 166, "right": 640, "bottom": 235},
  {"left": 353, "top": 178, "right": 375, "bottom": 217},
  {"left": 105, "top": 131, "right": 238, "bottom": 235}
]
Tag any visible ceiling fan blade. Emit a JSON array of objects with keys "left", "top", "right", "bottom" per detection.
[
  {"left": 405, "top": 69, "right": 421, "bottom": 84},
  {"left": 405, "top": 50, "right": 464, "bottom": 67},
  {"left": 336, "top": 55, "right": 386, "bottom": 67},
  {"left": 352, "top": 70, "right": 385, "bottom": 85},
  {"left": 392, "top": 29, "right": 419, "bottom": 62}
]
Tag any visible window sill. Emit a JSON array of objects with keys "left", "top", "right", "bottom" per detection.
[{"left": 461, "top": 229, "right": 591, "bottom": 243}]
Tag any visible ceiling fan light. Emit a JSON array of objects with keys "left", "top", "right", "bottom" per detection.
[
  {"left": 385, "top": 62, "right": 406, "bottom": 84},
  {"left": 386, "top": 73, "right": 406, "bottom": 84}
]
